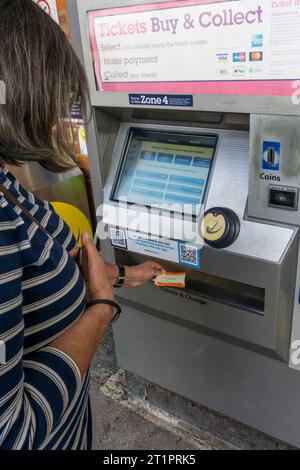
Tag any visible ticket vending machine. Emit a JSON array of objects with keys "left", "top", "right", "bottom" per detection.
[{"left": 69, "top": 0, "right": 300, "bottom": 446}]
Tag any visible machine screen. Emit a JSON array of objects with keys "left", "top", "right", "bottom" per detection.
[{"left": 112, "top": 129, "right": 218, "bottom": 216}]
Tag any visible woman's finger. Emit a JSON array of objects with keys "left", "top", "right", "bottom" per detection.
[
  {"left": 81, "top": 232, "right": 113, "bottom": 300},
  {"left": 148, "top": 262, "right": 165, "bottom": 275},
  {"left": 81, "top": 231, "right": 110, "bottom": 283},
  {"left": 81, "top": 232, "right": 104, "bottom": 273},
  {"left": 69, "top": 248, "right": 80, "bottom": 259}
]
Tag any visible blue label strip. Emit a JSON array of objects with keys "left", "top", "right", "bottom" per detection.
[{"left": 129, "top": 94, "right": 193, "bottom": 107}]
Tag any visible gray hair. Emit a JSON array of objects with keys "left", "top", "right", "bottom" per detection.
[{"left": 0, "top": 0, "right": 90, "bottom": 172}]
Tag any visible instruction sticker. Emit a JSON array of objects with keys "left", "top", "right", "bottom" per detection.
[
  {"left": 262, "top": 141, "right": 281, "bottom": 171},
  {"left": 110, "top": 229, "right": 200, "bottom": 269}
]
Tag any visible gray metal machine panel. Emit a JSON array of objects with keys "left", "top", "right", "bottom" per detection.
[
  {"left": 205, "top": 130, "right": 294, "bottom": 260},
  {"left": 113, "top": 307, "right": 300, "bottom": 447},
  {"left": 248, "top": 114, "right": 300, "bottom": 225},
  {"left": 115, "top": 233, "right": 298, "bottom": 362},
  {"left": 290, "top": 247, "right": 300, "bottom": 371},
  {"left": 103, "top": 122, "right": 295, "bottom": 262},
  {"left": 68, "top": 0, "right": 300, "bottom": 446}
]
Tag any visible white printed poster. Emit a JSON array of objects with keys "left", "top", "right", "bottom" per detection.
[
  {"left": 88, "top": 0, "right": 300, "bottom": 95},
  {"left": 34, "top": 0, "right": 59, "bottom": 23}
]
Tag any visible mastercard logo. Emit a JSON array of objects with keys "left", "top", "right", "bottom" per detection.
[{"left": 250, "top": 51, "right": 263, "bottom": 61}]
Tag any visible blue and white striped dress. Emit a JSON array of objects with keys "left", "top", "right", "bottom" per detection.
[{"left": 0, "top": 165, "right": 92, "bottom": 450}]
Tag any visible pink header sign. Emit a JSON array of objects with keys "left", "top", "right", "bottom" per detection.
[{"left": 88, "top": 0, "right": 300, "bottom": 96}]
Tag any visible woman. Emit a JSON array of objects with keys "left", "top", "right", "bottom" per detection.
[{"left": 0, "top": 0, "right": 163, "bottom": 450}]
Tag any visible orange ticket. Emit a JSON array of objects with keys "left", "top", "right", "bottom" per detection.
[{"left": 154, "top": 272, "right": 186, "bottom": 288}]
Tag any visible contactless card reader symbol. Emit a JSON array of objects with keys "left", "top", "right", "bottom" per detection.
[{"left": 262, "top": 141, "right": 281, "bottom": 171}]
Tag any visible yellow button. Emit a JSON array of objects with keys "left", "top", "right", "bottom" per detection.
[{"left": 201, "top": 213, "right": 226, "bottom": 242}]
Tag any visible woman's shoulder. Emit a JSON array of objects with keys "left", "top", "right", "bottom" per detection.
[
  {"left": 0, "top": 191, "right": 22, "bottom": 226},
  {"left": 0, "top": 166, "right": 50, "bottom": 210},
  {"left": 0, "top": 192, "right": 31, "bottom": 249},
  {"left": 0, "top": 168, "right": 24, "bottom": 224},
  {"left": 0, "top": 165, "right": 77, "bottom": 254},
  {"left": 0, "top": 173, "right": 39, "bottom": 266},
  {"left": 0, "top": 194, "right": 51, "bottom": 270}
]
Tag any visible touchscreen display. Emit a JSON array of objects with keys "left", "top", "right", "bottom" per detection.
[{"left": 112, "top": 129, "right": 218, "bottom": 216}]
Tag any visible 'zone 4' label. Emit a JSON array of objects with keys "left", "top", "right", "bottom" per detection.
[{"left": 129, "top": 94, "right": 193, "bottom": 107}]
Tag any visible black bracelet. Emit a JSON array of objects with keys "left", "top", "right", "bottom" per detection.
[
  {"left": 114, "top": 265, "right": 126, "bottom": 288},
  {"left": 87, "top": 299, "right": 122, "bottom": 325}
]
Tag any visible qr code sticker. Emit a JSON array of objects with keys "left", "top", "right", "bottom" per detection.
[
  {"left": 110, "top": 228, "right": 127, "bottom": 249},
  {"left": 179, "top": 243, "right": 200, "bottom": 268}
]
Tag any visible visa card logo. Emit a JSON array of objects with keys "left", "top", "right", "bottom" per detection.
[
  {"left": 216, "top": 53, "right": 229, "bottom": 62},
  {"left": 233, "top": 52, "right": 246, "bottom": 62}
]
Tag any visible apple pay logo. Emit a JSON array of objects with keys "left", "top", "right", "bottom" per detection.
[{"left": 0, "top": 340, "right": 6, "bottom": 365}]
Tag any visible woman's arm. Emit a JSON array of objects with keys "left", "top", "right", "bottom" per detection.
[
  {"left": 50, "top": 232, "right": 114, "bottom": 378},
  {"left": 105, "top": 261, "right": 165, "bottom": 288},
  {"left": 0, "top": 213, "right": 106, "bottom": 449},
  {"left": 57, "top": 234, "right": 165, "bottom": 377}
]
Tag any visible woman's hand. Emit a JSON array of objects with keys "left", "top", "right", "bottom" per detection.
[
  {"left": 80, "top": 232, "right": 114, "bottom": 302},
  {"left": 123, "top": 261, "right": 165, "bottom": 288},
  {"left": 71, "top": 244, "right": 164, "bottom": 289}
]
